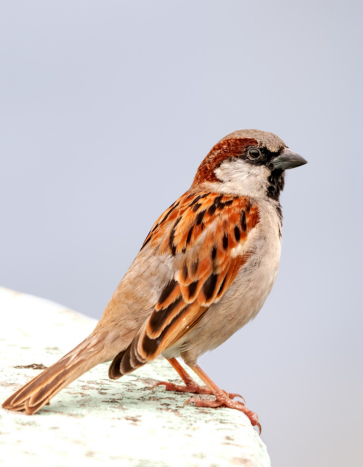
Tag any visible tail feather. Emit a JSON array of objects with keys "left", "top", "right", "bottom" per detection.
[{"left": 2, "top": 334, "right": 107, "bottom": 415}]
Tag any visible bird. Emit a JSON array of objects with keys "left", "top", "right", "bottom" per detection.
[{"left": 2, "top": 129, "right": 307, "bottom": 432}]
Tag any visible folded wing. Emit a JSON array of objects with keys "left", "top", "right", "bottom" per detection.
[{"left": 109, "top": 191, "right": 259, "bottom": 379}]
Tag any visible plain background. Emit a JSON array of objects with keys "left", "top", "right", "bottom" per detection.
[{"left": 1, "top": 1, "right": 362, "bottom": 465}]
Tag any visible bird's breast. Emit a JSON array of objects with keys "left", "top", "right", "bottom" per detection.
[{"left": 173, "top": 200, "right": 282, "bottom": 362}]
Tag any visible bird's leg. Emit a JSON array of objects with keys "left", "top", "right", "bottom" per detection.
[
  {"left": 184, "top": 364, "right": 261, "bottom": 434},
  {"left": 152, "top": 358, "right": 243, "bottom": 400},
  {"left": 152, "top": 358, "right": 208, "bottom": 393}
]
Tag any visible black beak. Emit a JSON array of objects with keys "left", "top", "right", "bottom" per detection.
[{"left": 272, "top": 148, "right": 308, "bottom": 170}]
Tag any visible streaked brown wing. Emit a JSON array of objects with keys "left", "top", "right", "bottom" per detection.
[{"left": 109, "top": 191, "right": 259, "bottom": 379}]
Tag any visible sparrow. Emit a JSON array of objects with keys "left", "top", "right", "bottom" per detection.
[{"left": 2, "top": 129, "right": 307, "bottom": 432}]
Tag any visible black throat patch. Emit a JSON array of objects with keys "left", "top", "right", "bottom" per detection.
[{"left": 267, "top": 169, "right": 285, "bottom": 201}]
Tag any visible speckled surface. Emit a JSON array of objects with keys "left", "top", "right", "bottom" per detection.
[{"left": 0, "top": 287, "right": 270, "bottom": 466}]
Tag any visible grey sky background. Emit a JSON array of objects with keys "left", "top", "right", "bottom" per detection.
[{"left": 0, "top": 1, "right": 362, "bottom": 465}]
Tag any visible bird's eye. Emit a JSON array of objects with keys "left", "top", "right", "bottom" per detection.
[{"left": 247, "top": 148, "right": 262, "bottom": 160}]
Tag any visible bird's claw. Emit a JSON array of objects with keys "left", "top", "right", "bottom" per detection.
[
  {"left": 152, "top": 382, "right": 245, "bottom": 403},
  {"left": 183, "top": 393, "right": 260, "bottom": 434}
]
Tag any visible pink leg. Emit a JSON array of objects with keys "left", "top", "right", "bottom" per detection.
[
  {"left": 152, "top": 358, "right": 244, "bottom": 401},
  {"left": 184, "top": 364, "right": 261, "bottom": 434}
]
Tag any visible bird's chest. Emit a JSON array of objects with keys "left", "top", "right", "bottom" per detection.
[
  {"left": 207, "top": 202, "right": 282, "bottom": 326},
  {"left": 230, "top": 204, "right": 282, "bottom": 324},
  {"left": 175, "top": 204, "right": 283, "bottom": 359},
  {"left": 163, "top": 200, "right": 283, "bottom": 360}
]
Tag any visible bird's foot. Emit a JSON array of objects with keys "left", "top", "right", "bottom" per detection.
[
  {"left": 183, "top": 393, "right": 261, "bottom": 433},
  {"left": 152, "top": 380, "right": 243, "bottom": 401}
]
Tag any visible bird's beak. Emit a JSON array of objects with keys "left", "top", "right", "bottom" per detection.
[{"left": 272, "top": 148, "right": 308, "bottom": 170}]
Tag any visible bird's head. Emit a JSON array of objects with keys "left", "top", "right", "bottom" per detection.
[{"left": 191, "top": 129, "right": 307, "bottom": 201}]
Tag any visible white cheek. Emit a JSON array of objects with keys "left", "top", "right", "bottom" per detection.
[{"left": 214, "top": 159, "right": 270, "bottom": 198}]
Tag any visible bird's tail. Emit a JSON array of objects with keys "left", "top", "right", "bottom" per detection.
[{"left": 2, "top": 332, "right": 108, "bottom": 415}]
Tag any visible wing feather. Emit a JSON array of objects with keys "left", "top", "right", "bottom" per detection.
[{"left": 109, "top": 191, "right": 259, "bottom": 379}]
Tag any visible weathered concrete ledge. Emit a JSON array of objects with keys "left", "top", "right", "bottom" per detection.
[{"left": 0, "top": 287, "right": 270, "bottom": 466}]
